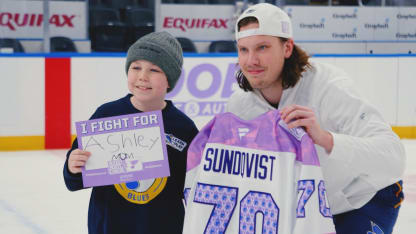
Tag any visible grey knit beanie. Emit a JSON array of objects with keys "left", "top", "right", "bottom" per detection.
[{"left": 125, "top": 31, "right": 183, "bottom": 93}]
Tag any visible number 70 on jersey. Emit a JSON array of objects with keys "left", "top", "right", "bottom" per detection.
[{"left": 184, "top": 179, "right": 332, "bottom": 233}]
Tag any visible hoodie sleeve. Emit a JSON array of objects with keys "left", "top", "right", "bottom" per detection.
[{"left": 319, "top": 73, "right": 405, "bottom": 199}]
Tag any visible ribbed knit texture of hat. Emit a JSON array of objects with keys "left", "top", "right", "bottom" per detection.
[{"left": 125, "top": 31, "right": 183, "bottom": 93}]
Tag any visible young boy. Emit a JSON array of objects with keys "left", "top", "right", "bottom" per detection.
[{"left": 63, "top": 31, "right": 199, "bottom": 234}]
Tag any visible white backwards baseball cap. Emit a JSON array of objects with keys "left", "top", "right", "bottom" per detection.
[{"left": 235, "top": 3, "right": 293, "bottom": 41}]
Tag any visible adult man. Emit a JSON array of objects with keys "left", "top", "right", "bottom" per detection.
[{"left": 227, "top": 3, "right": 405, "bottom": 233}]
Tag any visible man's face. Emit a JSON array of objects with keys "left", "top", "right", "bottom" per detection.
[{"left": 237, "top": 22, "right": 293, "bottom": 90}]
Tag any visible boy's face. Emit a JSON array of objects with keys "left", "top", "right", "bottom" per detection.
[
  {"left": 237, "top": 22, "right": 293, "bottom": 90},
  {"left": 127, "top": 60, "right": 169, "bottom": 106}
]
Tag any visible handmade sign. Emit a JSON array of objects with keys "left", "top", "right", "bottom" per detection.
[{"left": 75, "top": 111, "right": 169, "bottom": 187}]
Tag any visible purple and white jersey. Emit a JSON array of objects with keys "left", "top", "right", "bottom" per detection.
[{"left": 183, "top": 110, "right": 335, "bottom": 234}]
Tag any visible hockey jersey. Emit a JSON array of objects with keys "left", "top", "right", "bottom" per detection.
[{"left": 183, "top": 110, "right": 335, "bottom": 234}]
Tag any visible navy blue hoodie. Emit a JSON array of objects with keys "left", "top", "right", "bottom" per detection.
[{"left": 63, "top": 94, "right": 198, "bottom": 234}]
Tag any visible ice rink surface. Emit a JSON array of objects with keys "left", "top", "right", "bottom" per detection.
[{"left": 0, "top": 140, "right": 415, "bottom": 234}]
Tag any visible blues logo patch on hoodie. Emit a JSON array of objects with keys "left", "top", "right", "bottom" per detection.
[{"left": 165, "top": 133, "right": 186, "bottom": 151}]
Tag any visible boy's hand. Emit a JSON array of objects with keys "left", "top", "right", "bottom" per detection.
[{"left": 68, "top": 149, "right": 91, "bottom": 174}]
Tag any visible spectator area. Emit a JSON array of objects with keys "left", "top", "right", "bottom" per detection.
[{"left": 1, "top": 0, "right": 415, "bottom": 53}]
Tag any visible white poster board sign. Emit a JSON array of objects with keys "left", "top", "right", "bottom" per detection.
[{"left": 76, "top": 111, "right": 170, "bottom": 187}]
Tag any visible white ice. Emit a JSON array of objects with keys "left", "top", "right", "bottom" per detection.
[{"left": 0, "top": 140, "right": 415, "bottom": 234}]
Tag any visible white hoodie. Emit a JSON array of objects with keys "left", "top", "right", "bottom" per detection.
[{"left": 226, "top": 61, "right": 406, "bottom": 215}]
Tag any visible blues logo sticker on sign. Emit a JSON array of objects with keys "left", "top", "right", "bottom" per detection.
[{"left": 75, "top": 111, "right": 170, "bottom": 187}]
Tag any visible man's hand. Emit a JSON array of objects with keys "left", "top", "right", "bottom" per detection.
[{"left": 280, "top": 104, "right": 334, "bottom": 153}]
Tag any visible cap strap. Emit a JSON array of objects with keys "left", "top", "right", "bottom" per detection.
[{"left": 236, "top": 28, "right": 263, "bottom": 40}]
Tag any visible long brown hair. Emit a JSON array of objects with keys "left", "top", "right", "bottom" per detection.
[{"left": 236, "top": 17, "right": 311, "bottom": 91}]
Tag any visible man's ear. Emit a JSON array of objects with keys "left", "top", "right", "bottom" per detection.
[{"left": 284, "top": 39, "right": 294, "bottom": 59}]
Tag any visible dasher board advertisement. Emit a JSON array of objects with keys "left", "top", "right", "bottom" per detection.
[
  {"left": 157, "top": 4, "right": 235, "bottom": 41},
  {"left": 0, "top": 0, "right": 87, "bottom": 39}
]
